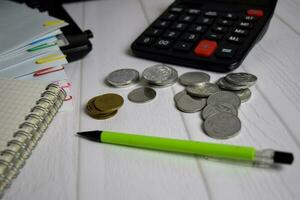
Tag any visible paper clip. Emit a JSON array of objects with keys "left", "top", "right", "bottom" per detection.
[
  {"left": 64, "top": 96, "right": 73, "bottom": 101},
  {"left": 43, "top": 20, "right": 65, "bottom": 27},
  {"left": 27, "top": 43, "right": 56, "bottom": 52},
  {"left": 33, "top": 66, "right": 64, "bottom": 77},
  {"left": 35, "top": 54, "right": 66, "bottom": 64}
]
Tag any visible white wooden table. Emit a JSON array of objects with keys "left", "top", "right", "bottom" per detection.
[{"left": 3, "top": 0, "right": 300, "bottom": 199}]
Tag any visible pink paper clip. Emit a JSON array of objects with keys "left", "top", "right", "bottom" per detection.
[
  {"left": 33, "top": 66, "right": 64, "bottom": 77},
  {"left": 65, "top": 96, "right": 73, "bottom": 101},
  {"left": 60, "top": 82, "right": 71, "bottom": 89}
]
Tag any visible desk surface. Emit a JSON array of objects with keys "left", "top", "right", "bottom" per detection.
[{"left": 4, "top": 0, "right": 300, "bottom": 199}]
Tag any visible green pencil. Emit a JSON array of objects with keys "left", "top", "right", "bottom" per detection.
[{"left": 77, "top": 130, "right": 293, "bottom": 167}]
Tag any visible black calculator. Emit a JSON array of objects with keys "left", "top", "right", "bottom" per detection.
[{"left": 131, "top": 0, "right": 277, "bottom": 72}]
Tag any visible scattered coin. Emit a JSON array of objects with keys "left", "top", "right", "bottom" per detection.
[
  {"left": 217, "top": 77, "right": 250, "bottom": 91},
  {"left": 225, "top": 72, "right": 257, "bottom": 87},
  {"left": 179, "top": 71, "right": 210, "bottom": 86},
  {"left": 174, "top": 90, "right": 187, "bottom": 102},
  {"left": 128, "top": 87, "right": 156, "bottom": 103},
  {"left": 142, "top": 64, "right": 178, "bottom": 86},
  {"left": 201, "top": 103, "right": 238, "bottom": 120},
  {"left": 233, "top": 88, "right": 252, "bottom": 103},
  {"left": 186, "top": 82, "right": 220, "bottom": 97},
  {"left": 175, "top": 94, "right": 206, "bottom": 113},
  {"left": 203, "top": 112, "right": 241, "bottom": 139},
  {"left": 106, "top": 68, "right": 139, "bottom": 87},
  {"left": 207, "top": 91, "right": 241, "bottom": 108}
]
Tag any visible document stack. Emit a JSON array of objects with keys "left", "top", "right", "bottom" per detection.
[{"left": 0, "top": 0, "right": 73, "bottom": 111}]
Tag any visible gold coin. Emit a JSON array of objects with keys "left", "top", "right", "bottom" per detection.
[
  {"left": 90, "top": 110, "right": 118, "bottom": 120},
  {"left": 94, "top": 93, "right": 124, "bottom": 113}
]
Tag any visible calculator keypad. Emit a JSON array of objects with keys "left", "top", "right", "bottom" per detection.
[{"left": 132, "top": 3, "right": 268, "bottom": 72}]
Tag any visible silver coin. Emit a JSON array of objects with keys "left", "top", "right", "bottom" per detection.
[
  {"left": 217, "top": 77, "right": 250, "bottom": 90},
  {"left": 179, "top": 71, "right": 210, "bottom": 86},
  {"left": 233, "top": 88, "right": 252, "bottom": 103},
  {"left": 207, "top": 91, "right": 241, "bottom": 108},
  {"left": 175, "top": 94, "right": 206, "bottom": 113},
  {"left": 225, "top": 72, "right": 257, "bottom": 87},
  {"left": 203, "top": 112, "right": 241, "bottom": 139},
  {"left": 186, "top": 82, "right": 220, "bottom": 97},
  {"left": 201, "top": 103, "right": 238, "bottom": 120},
  {"left": 142, "top": 64, "right": 178, "bottom": 86},
  {"left": 128, "top": 87, "right": 156, "bottom": 103},
  {"left": 106, "top": 68, "right": 139, "bottom": 87},
  {"left": 174, "top": 90, "right": 187, "bottom": 102}
]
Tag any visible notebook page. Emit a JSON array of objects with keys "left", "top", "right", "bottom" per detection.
[{"left": 0, "top": 78, "right": 48, "bottom": 150}]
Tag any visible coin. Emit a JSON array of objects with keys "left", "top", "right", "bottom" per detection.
[
  {"left": 179, "top": 71, "right": 210, "bottom": 86},
  {"left": 225, "top": 72, "right": 257, "bottom": 87},
  {"left": 142, "top": 64, "right": 178, "bottom": 86},
  {"left": 175, "top": 94, "right": 206, "bottom": 113},
  {"left": 207, "top": 91, "right": 241, "bottom": 108},
  {"left": 128, "top": 87, "right": 156, "bottom": 103},
  {"left": 106, "top": 68, "right": 139, "bottom": 87},
  {"left": 174, "top": 90, "right": 187, "bottom": 102},
  {"left": 90, "top": 110, "right": 118, "bottom": 120},
  {"left": 217, "top": 77, "right": 250, "bottom": 91},
  {"left": 203, "top": 112, "right": 241, "bottom": 139},
  {"left": 186, "top": 82, "right": 220, "bottom": 97},
  {"left": 233, "top": 88, "right": 252, "bottom": 103},
  {"left": 201, "top": 103, "right": 238, "bottom": 120},
  {"left": 94, "top": 93, "right": 124, "bottom": 113}
]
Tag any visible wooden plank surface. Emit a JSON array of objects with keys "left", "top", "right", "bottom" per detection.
[{"left": 4, "top": 0, "right": 300, "bottom": 199}]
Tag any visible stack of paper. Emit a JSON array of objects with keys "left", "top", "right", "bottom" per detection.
[{"left": 0, "top": 0, "right": 73, "bottom": 111}]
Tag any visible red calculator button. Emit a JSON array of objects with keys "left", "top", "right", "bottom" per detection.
[
  {"left": 194, "top": 40, "right": 218, "bottom": 57},
  {"left": 247, "top": 9, "right": 264, "bottom": 17}
]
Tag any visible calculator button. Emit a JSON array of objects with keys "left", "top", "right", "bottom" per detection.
[
  {"left": 227, "top": 36, "right": 243, "bottom": 44},
  {"left": 154, "top": 39, "right": 173, "bottom": 48},
  {"left": 232, "top": 28, "right": 248, "bottom": 36},
  {"left": 222, "top": 13, "right": 238, "bottom": 20},
  {"left": 204, "top": 11, "right": 218, "bottom": 18},
  {"left": 181, "top": 33, "right": 199, "bottom": 42},
  {"left": 212, "top": 26, "right": 228, "bottom": 34},
  {"left": 216, "top": 47, "right": 237, "bottom": 58},
  {"left": 170, "top": 7, "right": 184, "bottom": 13},
  {"left": 194, "top": 40, "right": 218, "bottom": 57},
  {"left": 171, "top": 22, "right": 188, "bottom": 31},
  {"left": 217, "top": 19, "right": 233, "bottom": 27},
  {"left": 179, "top": 15, "right": 195, "bottom": 23},
  {"left": 187, "top": 9, "right": 201, "bottom": 15},
  {"left": 137, "top": 36, "right": 155, "bottom": 45},
  {"left": 197, "top": 17, "right": 214, "bottom": 25},
  {"left": 145, "top": 28, "right": 163, "bottom": 37},
  {"left": 243, "top": 16, "right": 257, "bottom": 22},
  {"left": 247, "top": 9, "right": 264, "bottom": 17},
  {"left": 162, "top": 13, "right": 178, "bottom": 21},
  {"left": 174, "top": 42, "right": 193, "bottom": 51},
  {"left": 205, "top": 33, "right": 223, "bottom": 41},
  {"left": 153, "top": 20, "right": 170, "bottom": 29},
  {"left": 162, "top": 31, "right": 180, "bottom": 39},
  {"left": 238, "top": 22, "right": 253, "bottom": 29},
  {"left": 189, "top": 25, "right": 207, "bottom": 33}
]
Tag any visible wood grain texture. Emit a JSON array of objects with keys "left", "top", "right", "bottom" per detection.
[{"left": 5, "top": 0, "right": 300, "bottom": 199}]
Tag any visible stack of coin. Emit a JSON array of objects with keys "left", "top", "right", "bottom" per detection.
[
  {"left": 141, "top": 64, "right": 178, "bottom": 87},
  {"left": 217, "top": 72, "right": 257, "bottom": 103},
  {"left": 86, "top": 93, "right": 124, "bottom": 120},
  {"left": 106, "top": 68, "right": 139, "bottom": 87}
]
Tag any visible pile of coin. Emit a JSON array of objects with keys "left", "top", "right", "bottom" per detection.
[
  {"left": 86, "top": 93, "right": 124, "bottom": 120},
  {"left": 175, "top": 71, "right": 257, "bottom": 139},
  {"left": 141, "top": 64, "right": 178, "bottom": 88}
]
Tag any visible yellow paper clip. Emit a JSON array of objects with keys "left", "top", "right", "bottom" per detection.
[
  {"left": 43, "top": 20, "right": 65, "bottom": 27},
  {"left": 36, "top": 54, "right": 66, "bottom": 64}
]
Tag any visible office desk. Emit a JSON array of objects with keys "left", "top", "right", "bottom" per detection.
[{"left": 3, "top": 0, "right": 300, "bottom": 199}]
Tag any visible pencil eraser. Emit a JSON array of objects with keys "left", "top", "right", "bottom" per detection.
[{"left": 274, "top": 151, "right": 294, "bottom": 165}]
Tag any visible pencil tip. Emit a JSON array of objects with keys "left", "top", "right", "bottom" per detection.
[{"left": 77, "top": 130, "right": 102, "bottom": 142}]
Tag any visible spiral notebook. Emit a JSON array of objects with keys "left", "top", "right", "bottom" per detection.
[{"left": 0, "top": 78, "right": 66, "bottom": 195}]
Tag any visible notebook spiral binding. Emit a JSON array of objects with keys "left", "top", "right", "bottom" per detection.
[{"left": 0, "top": 83, "right": 66, "bottom": 195}]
